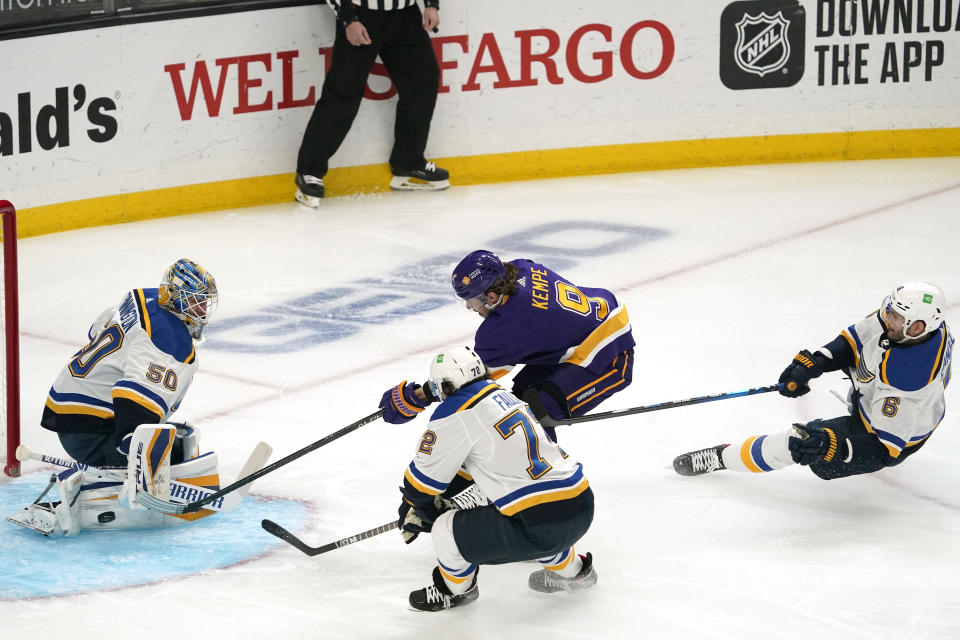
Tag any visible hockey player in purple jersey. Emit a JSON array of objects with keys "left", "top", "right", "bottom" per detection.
[{"left": 379, "top": 250, "right": 635, "bottom": 442}]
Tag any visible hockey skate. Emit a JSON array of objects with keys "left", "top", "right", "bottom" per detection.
[
  {"left": 409, "top": 568, "right": 479, "bottom": 612},
  {"left": 389, "top": 161, "right": 450, "bottom": 192},
  {"left": 6, "top": 469, "right": 84, "bottom": 536},
  {"left": 295, "top": 173, "right": 325, "bottom": 207},
  {"left": 528, "top": 552, "right": 597, "bottom": 593},
  {"left": 673, "top": 444, "right": 728, "bottom": 476},
  {"left": 7, "top": 500, "right": 61, "bottom": 535}
]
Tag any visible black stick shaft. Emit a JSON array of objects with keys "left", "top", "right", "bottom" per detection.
[
  {"left": 262, "top": 519, "right": 398, "bottom": 556},
  {"left": 181, "top": 408, "right": 384, "bottom": 513},
  {"left": 553, "top": 384, "right": 780, "bottom": 426}
]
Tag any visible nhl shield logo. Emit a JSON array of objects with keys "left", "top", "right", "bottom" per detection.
[
  {"left": 734, "top": 11, "right": 791, "bottom": 77},
  {"left": 720, "top": 0, "right": 805, "bottom": 90}
]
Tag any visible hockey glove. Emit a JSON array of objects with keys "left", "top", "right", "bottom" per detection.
[
  {"left": 778, "top": 349, "right": 826, "bottom": 398},
  {"left": 379, "top": 381, "right": 435, "bottom": 425},
  {"left": 789, "top": 423, "right": 844, "bottom": 465},
  {"left": 397, "top": 495, "right": 454, "bottom": 544}
]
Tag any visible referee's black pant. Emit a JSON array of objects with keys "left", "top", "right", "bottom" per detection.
[{"left": 297, "top": 4, "right": 440, "bottom": 178}]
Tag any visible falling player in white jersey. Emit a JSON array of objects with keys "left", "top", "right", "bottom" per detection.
[
  {"left": 389, "top": 346, "right": 596, "bottom": 611},
  {"left": 674, "top": 281, "right": 952, "bottom": 480}
]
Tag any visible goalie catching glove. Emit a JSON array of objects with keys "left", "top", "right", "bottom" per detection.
[
  {"left": 397, "top": 494, "right": 454, "bottom": 544},
  {"left": 778, "top": 349, "right": 828, "bottom": 398},
  {"left": 379, "top": 380, "right": 437, "bottom": 424}
]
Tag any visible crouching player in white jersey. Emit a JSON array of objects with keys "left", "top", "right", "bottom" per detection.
[
  {"left": 390, "top": 346, "right": 596, "bottom": 612},
  {"left": 673, "top": 281, "right": 952, "bottom": 481},
  {"left": 8, "top": 259, "right": 226, "bottom": 535}
]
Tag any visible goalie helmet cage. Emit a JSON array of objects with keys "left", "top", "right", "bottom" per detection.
[{"left": 0, "top": 200, "right": 20, "bottom": 478}]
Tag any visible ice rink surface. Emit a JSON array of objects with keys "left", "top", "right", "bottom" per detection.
[{"left": 2, "top": 157, "right": 960, "bottom": 638}]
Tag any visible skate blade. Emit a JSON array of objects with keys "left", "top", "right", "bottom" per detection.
[
  {"left": 295, "top": 189, "right": 323, "bottom": 208},
  {"left": 389, "top": 177, "right": 451, "bottom": 192}
]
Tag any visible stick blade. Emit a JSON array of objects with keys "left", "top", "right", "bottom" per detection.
[
  {"left": 136, "top": 491, "right": 188, "bottom": 513},
  {"left": 234, "top": 442, "right": 273, "bottom": 499},
  {"left": 262, "top": 518, "right": 320, "bottom": 556}
]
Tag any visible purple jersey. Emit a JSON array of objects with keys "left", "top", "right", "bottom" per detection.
[{"left": 474, "top": 259, "right": 635, "bottom": 376}]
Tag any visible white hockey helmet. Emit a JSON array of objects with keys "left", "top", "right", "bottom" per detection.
[
  {"left": 426, "top": 346, "right": 487, "bottom": 401},
  {"left": 883, "top": 281, "right": 946, "bottom": 340}
]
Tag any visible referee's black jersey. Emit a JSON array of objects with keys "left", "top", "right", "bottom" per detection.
[
  {"left": 329, "top": 0, "right": 438, "bottom": 11},
  {"left": 328, "top": 0, "right": 439, "bottom": 28}
]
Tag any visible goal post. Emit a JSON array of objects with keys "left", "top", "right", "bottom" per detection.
[{"left": 1, "top": 200, "right": 20, "bottom": 478}]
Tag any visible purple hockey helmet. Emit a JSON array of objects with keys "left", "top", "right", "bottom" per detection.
[{"left": 451, "top": 250, "right": 506, "bottom": 300}]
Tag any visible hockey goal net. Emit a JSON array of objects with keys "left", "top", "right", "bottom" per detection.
[{"left": 1, "top": 200, "right": 20, "bottom": 477}]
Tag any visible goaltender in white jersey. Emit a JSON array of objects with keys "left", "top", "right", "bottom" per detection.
[
  {"left": 383, "top": 346, "right": 597, "bottom": 612},
  {"left": 6, "top": 259, "right": 269, "bottom": 537},
  {"left": 674, "top": 281, "right": 952, "bottom": 480}
]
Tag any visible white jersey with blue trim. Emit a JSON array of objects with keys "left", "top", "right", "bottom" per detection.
[
  {"left": 45, "top": 288, "right": 198, "bottom": 425},
  {"left": 838, "top": 314, "right": 953, "bottom": 459},
  {"left": 403, "top": 380, "right": 588, "bottom": 517}
]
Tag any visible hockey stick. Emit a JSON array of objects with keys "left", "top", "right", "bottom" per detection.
[
  {"left": 262, "top": 518, "right": 398, "bottom": 557},
  {"left": 539, "top": 383, "right": 782, "bottom": 427},
  {"left": 18, "top": 442, "right": 273, "bottom": 514},
  {"left": 262, "top": 484, "right": 488, "bottom": 556},
  {"left": 138, "top": 408, "right": 386, "bottom": 514},
  {"left": 16, "top": 444, "right": 126, "bottom": 479}
]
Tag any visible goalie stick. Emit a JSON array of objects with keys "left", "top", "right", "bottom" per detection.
[
  {"left": 537, "top": 383, "right": 782, "bottom": 427},
  {"left": 18, "top": 442, "right": 272, "bottom": 514},
  {"left": 262, "top": 519, "right": 398, "bottom": 556},
  {"left": 137, "top": 408, "right": 385, "bottom": 514},
  {"left": 16, "top": 444, "right": 126, "bottom": 479}
]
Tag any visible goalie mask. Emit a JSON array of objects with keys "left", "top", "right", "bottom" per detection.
[
  {"left": 882, "top": 281, "right": 945, "bottom": 341},
  {"left": 426, "top": 346, "right": 487, "bottom": 401},
  {"left": 451, "top": 250, "right": 506, "bottom": 303},
  {"left": 159, "top": 258, "right": 219, "bottom": 340}
]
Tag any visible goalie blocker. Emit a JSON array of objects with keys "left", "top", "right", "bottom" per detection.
[{"left": 7, "top": 424, "right": 271, "bottom": 536}]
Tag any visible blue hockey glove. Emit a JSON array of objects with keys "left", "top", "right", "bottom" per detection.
[
  {"left": 789, "top": 423, "right": 843, "bottom": 465},
  {"left": 379, "top": 381, "right": 434, "bottom": 425},
  {"left": 778, "top": 350, "right": 826, "bottom": 397}
]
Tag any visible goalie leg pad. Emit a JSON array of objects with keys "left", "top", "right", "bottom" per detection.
[
  {"left": 124, "top": 424, "right": 177, "bottom": 509},
  {"left": 54, "top": 468, "right": 84, "bottom": 535}
]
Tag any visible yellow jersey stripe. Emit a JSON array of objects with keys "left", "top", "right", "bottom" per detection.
[
  {"left": 456, "top": 383, "right": 501, "bottom": 412},
  {"left": 45, "top": 397, "right": 115, "bottom": 419},
  {"left": 498, "top": 478, "right": 589, "bottom": 516},
  {"left": 928, "top": 329, "right": 948, "bottom": 384},
  {"left": 489, "top": 368, "right": 512, "bottom": 380},
  {"left": 112, "top": 388, "right": 165, "bottom": 418},
  {"left": 880, "top": 349, "right": 892, "bottom": 386},
  {"left": 561, "top": 306, "right": 630, "bottom": 368},
  {"left": 841, "top": 330, "right": 858, "bottom": 367},
  {"left": 134, "top": 288, "right": 151, "bottom": 337}
]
